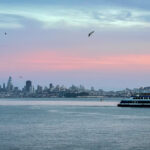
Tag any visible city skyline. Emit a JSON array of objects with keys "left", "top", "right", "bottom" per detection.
[
  {"left": 1, "top": 0, "right": 150, "bottom": 90},
  {"left": 1, "top": 76, "right": 150, "bottom": 92},
  {"left": 0, "top": 76, "right": 150, "bottom": 99},
  {"left": 1, "top": 76, "right": 150, "bottom": 98}
]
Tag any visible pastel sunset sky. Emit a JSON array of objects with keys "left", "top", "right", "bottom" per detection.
[{"left": 1, "top": 0, "right": 150, "bottom": 90}]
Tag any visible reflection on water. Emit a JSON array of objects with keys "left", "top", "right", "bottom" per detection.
[{"left": 0, "top": 98, "right": 150, "bottom": 150}]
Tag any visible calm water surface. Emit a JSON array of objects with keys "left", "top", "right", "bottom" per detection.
[{"left": 0, "top": 98, "right": 150, "bottom": 150}]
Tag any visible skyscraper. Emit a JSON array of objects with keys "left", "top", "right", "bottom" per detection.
[
  {"left": 49, "top": 83, "right": 53, "bottom": 91},
  {"left": 26, "top": 80, "right": 32, "bottom": 93},
  {"left": 7, "top": 76, "right": 13, "bottom": 92},
  {"left": 3, "top": 83, "right": 6, "bottom": 90}
]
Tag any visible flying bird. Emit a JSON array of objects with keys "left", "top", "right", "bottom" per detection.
[
  {"left": 4, "top": 32, "right": 7, "bottom": 35},
  {"left": 88, "top": 31, "right": 95, "bottom": 37}
]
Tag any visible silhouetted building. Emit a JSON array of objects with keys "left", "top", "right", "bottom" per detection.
[
  {"left": 49, "top": 83, "right": 53, "bottom": 89},
  {"left": 26, "top": 80, "right": 32, "bottom": 93},
  {"left": 49, "top": 83, "right": 54, "bottom": 91},
  {"left": 3, "top": 83, "right": 6, "bottom": 90},
  {"left": 7, "top": 76, "right": 13, "bottom": 92},
  {"left": 37, "top": 85, "right": 43, "bottom": 94}
]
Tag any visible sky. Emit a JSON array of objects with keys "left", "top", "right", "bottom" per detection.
[{"left": 0, "top": 0, "right": 150, "bottom": 90}]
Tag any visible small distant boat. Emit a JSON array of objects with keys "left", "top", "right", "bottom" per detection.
[{"left": 118, "top": 94, "right": 150, "bottom": 107}]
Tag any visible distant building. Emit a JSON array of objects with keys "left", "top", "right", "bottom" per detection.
[
  {"left": 3, "top": 83, "right": 6, "bottom": 90},
  {"left": 91, "top": 86, "right": 95, "bottom": 91},
  {"left": 7, "top": 76, "right": 13, "bottom": 92},
  {"left": 49, "top": 83, "right": 54, "bottom": 90},
  {"left": 37, "top": 85, "right": 43, "bottom": 94},
  {"left": 49, "top": 83, "right": 53, "bottom": 89},
  {"left": 26, "top": 80, "right": 32, "bottom": 93}
]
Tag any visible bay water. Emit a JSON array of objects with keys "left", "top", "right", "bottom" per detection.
[{"left": 0, "top": 98, "right": 150, "bottom": 150}]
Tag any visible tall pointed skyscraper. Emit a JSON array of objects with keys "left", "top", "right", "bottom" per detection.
[{"left": 7, "top": 76, "right": 13, "bottom": 92}]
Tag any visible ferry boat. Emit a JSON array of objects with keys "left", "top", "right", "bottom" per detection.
[{"left": 118, "top": 94, "right": 150, "bottom": 107}]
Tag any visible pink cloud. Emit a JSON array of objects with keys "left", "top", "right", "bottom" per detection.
[{"left": 1, "top": 51, "right": 150, "bottom": 72}]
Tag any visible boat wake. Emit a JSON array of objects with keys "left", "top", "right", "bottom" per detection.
[{"left": 0, "top": 100, "right": 118, "bottom": 107}]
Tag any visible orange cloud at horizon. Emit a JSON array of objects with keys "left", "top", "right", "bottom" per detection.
[{"left": 1, "top": 51, "right": 150, "bottom": 72}]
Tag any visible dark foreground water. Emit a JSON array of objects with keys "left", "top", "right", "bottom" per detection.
[{"left": 0, "top": 98, "right": 150, "bottom": 150}]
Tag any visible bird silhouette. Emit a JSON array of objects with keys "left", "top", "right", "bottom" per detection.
[
  {"left": 4, "top": 32, "right": 7, "bottom": 35},
  {"left": 88, "top": 31, "right": 95, "bottom": 37}
]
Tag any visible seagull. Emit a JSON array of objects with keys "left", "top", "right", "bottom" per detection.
[
  {"left": 4, "top": 32, "right": 7, "bottom": 35},
  {"left": 88, "top": 31, "right": 95, "bottom": 37}
]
